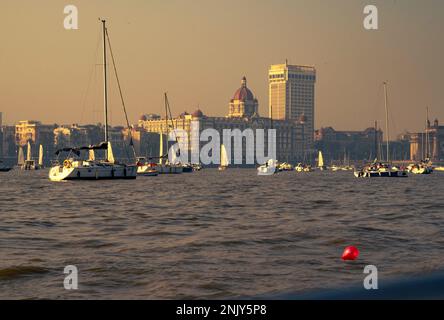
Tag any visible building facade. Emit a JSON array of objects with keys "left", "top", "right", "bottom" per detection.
[
  {"left": 15, "top": 120, "right": 55, "bottom": 163},
  {"left": 137, "top": 78, "right": 304, "bottom": 164},
  {"left": 269, "top": 63, "right": 316, "bottom": 153},
  {"left": 315, "top": 126, "right": 384, "bottom": 162},
  {"left": 409, "top": 119, "right": 444, "bottom": 161}
]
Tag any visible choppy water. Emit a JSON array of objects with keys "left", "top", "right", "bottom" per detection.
[{"left": 0, "top": 168, "right": 443, "bottom": 299}]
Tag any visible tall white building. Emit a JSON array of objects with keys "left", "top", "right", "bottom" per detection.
[{"left": 269, "top": 63, "right": 316, "bottom": 149}]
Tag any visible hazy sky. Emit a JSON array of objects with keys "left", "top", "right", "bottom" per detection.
[{"left": 1, "top": 0, "right": 443, "bottom": 136}]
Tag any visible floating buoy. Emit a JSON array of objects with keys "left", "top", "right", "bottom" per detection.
[{"left": 342, "top": 246, "right": 359, "bottom": 261}]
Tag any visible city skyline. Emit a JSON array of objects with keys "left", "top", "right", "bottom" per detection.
[{"left": 1, "top": 0, "right": 443, "bottom": 136}]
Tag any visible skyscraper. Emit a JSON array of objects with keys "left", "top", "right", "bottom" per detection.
[{"left": 268, "top": 63, "right": 316, "bottom": 150}]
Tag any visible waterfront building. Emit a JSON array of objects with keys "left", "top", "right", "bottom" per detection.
[
  {"left": 15, "top": 120, "right": 55, "bottom": 163},
  {"left": 138, "top": 77, "right": 303, "bottom": 164},
  {"left": 409, "top": 119, "right": 444, "bottom": 161},
  {"left": 269, "top": 63, "right": 316, "bottom": 154},
  {"left": 315, "top": 126, "right": 384, "bottom": 161}
]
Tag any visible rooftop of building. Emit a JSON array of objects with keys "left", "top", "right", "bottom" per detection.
[{"left": 269, "top": 63, "right": 316, "bottom": 74}]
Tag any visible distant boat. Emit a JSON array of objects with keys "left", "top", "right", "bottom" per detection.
[
  {"left": 152, "top": 93, "right": 183, "bottom": 174},
  {"left": 218, "top": 144, "right": 228, "bottom": 171},
  {"left": 354, "top": 82, "right": 406, "bottom": 178},
  {"left": 38, "top": 145, "right": 44, "bottom": 168},
  {"left": 317, "top": 151, "right": 326, "bottom": 170},
  {"left": 408, "top": 108, "right": 434, "bottom": 175},
  {"left": 277, "top": 162, "right": 293, "bottom": 171},
  {"left": 434, "top": 166, "right": 444, "bottom": 172},
  {"left": 257, "top": 159, "right": 278, "bottom": 175},
  {"left": 407, "top": 160, "right": 433, "bottom": 175},
  {"left": 49, "top": 20, "right": 137, "bottom": 181},
  {"left": 295, "top": 163, "right": 313, "bottom": 172},
  {"left": 17, "top": 146, "right": 25, "bottom": 167},
  {"left": 21, "top": 142, "right": 42, "bottom": 170},
  {"left": 136, "top": 157, "right": 159, "bottom": 176}
]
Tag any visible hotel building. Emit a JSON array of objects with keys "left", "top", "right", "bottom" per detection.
[{"left": 269, "top": 63, "right": 316, "bottom": 153}]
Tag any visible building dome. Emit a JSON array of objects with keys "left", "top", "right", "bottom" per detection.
[
  {"left": 232, "top": 76, "right": 255, "bottom": 102},
  {"left": 192, "top": 109, "right": 204, "bottom": 118}
]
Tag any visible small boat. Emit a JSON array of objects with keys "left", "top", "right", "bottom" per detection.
[
  {"left": 136, "top": 157, "right": 159, "bottom": 176},
  {"left": 277, "top": 162, "right": 293, "bottom": 171},
  {"left": 295, "top": 163, "right": 313, "bottom": 172},
  {"left": 17, "top": 146, "right": 25, "bottom": 168},
  {"left": 317, "top": 151, "right": 327, "bottom": 171},
  {"left": 355, "top": 83, "right": 407, "bottom": 178},
  {"left": 218, "top": 144, "right": 229, "bottom": 171},
  {"left": 191, "top": 163, "right": 202, "bottom": 171},
  {"left": 407, "top": 159, "right": 433, "bottom": 175},
  {"left": 434, "top": 166, "right": 444, "bottom": 172},
  {"left": 354, "top": 161, "right": 408, "bottom": 178},
  {"left": 154, "top": 93, "right": 183, "bottom": 174},
  {"left": 257, "top": 159, "right": 278, "bottom": 175},
  {"left": 21, "top": 142, "right": 44, "bottom": 170}
]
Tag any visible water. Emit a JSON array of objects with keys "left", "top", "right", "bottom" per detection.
[{"left": 0, "top": 169, "right": 443, "bottom": 299}]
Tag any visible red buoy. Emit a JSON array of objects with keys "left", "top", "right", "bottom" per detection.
[{"left": 342, "top": 246, "right": 359, "bottom": 261}]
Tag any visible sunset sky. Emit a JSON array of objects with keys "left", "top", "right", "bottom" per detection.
[{"left": 1, "top": 0, "right": 443, "bottom": 136}]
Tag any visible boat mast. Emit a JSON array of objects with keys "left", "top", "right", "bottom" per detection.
[
  {"left": 383, "top": 82, "right": 390, "bottom": 163},
  {"left": 425, "top": 106, "right": 429, "bottom": 159},
  {"left": 101, "top": 19, "right": 109, "bottom": 153},
  {"left": 374, "top": 120, "right": 378, "bottom": 161}
]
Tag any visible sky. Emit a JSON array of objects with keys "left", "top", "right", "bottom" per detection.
[{"left": 0, "top": 0, "right": 443, "bottom": 136}]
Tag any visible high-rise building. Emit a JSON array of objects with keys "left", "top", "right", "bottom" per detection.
[{"left": 269, "top": 63, "right": 316, "bottom": 150}]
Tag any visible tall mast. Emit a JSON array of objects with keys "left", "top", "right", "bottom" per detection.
[
  {"left": 425, "top": 106, "right": 429, "bottom": 159},
  {"left": 383, "top": 82, "right": 390, "bottom": 163},
  {"left": 101, "top": 19, "right": 109, "bottom": 145},
  {"left": 374, "top": 120, "right": 378, "bottom": 160}
]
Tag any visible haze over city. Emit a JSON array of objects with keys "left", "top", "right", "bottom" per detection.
[{"left": 1, "top": 0, "right": 443, "bottom": 136}]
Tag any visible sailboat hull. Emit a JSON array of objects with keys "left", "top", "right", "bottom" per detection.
[
  {"left": 154, "top": 164, "right": 183, "bottom": 174},
  {"left": 49, "top": 164, "right": 137, "bottom": 181},
  {"left": 137, "top": 165, "right": 159, "bottom": 176}
]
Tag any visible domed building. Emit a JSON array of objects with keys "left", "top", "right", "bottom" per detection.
[{"left": 228, "top": 77, "right": 259, "bottom": 118}]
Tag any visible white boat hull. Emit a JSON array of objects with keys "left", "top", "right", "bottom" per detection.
[
  {"left": 49, "top": 163, "right": 137, "bottom": 181},
  {"left": 137, "top": 165, "right": 159, "bottom": 176}
]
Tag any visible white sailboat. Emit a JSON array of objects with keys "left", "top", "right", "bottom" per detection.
[
  {"left": 354, "top": 82, "right": 407, "bottom": 178},
  {"left": 152, "top": 93, "right": 183, "bottom": 174},
  {"left": 17, "top": 146, "right": 24, "bottom": 168},
  {"left": 317, "top": 151, "right": 326, "bottom": 170},
  {"left": 49, "top": 20, "right": 136, "bottom": 181},
  {"left": 218, "top": 144, "right": 229, "bottom": 171},
  {"left": 21, "top": 141, "right": 41, "bottom": 170},
  {"left": 408, "top": 107, "right": 433, "bottom": 175},
  {"left": 38, "top": 145, "right": 44, "bottom": 168}
]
